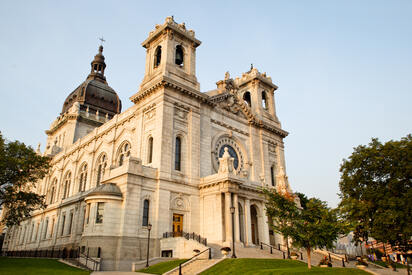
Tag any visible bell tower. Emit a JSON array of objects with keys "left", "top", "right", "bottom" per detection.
[{"left": 139, "top": 17, "right": 201, "bottom": 92}]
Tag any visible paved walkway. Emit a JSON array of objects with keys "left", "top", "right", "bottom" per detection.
[{"left": 91, "top": 272, "right": 151, "bottom": 275}]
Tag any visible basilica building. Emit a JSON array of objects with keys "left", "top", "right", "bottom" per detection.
[{"left": 2, "top": 17, "right": 292, "bottom": 270}]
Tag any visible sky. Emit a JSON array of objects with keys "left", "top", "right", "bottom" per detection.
[{"left": 0, "top": 1, "right": 411, "bottom": 207}]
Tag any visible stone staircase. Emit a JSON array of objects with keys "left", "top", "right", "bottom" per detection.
[{"left": 166, "top": 258, "right": 222, "bottom": 275}]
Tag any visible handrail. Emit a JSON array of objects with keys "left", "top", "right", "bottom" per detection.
[
  {"left": 178, "top": 248, "right": 211, "bottom": 275},
  {"left": 260, "top": 242, "right": 303, "bottom": 260},
  {"left": 78, "top": 252, "right": 101, "bottom": 271},
  {"left": 162, "top": 231, "right": 207, "bottom": 246}
]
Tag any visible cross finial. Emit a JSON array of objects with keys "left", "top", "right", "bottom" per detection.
[{"left": 99, "top": 36, "right": 106, "bottom": 46}]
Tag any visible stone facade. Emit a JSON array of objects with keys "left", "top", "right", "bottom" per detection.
[{"left": 2, "top": 17, "right": 292, "bottom": 271}]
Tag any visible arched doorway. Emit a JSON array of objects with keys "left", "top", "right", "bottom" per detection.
[
  {"left": 251, "top": 205, "right": 259, "bottom": 245},
  {"left": 238, "top": 203, "right": 244, "bottom": 243}
]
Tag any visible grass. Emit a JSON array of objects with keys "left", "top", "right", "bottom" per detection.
[
  {"left": 0, "top": 257, "right": 90, "bottom": 275},
  {"left": 137, "top": 259, "right": 188, "bottom": 274},
  {"left": 200, "top": 258, "right": 370, "bottom": 275},
  {"left": 372, "top": 260, "right": 407, "bottom": 269}
]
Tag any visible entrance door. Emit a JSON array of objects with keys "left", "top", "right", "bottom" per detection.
[
  {"left": 172, "top": 214, "right": 183, "bottom": 237},
  {"left": 251, "top": 223, "right": 256, "bottom": 244}
]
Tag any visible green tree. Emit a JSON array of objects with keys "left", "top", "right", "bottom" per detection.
[
  {"left": 338, "top": 135, "right": 412, "bottom": 273},
  {"left": 264, "top": 190, "right": 344, "bottom": 269},
  {"left": 0, "top": 132, "right": 50, "bottom": 227}
]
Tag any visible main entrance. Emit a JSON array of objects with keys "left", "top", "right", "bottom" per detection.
[{"left": 172, "top": 214, "right": 183, "bottom": 237}]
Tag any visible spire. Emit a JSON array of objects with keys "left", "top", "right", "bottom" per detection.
[{"left": 87, "top": 45, "right": 107, "bottom": 83}]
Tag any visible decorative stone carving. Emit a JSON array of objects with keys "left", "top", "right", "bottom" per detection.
[
  {"left": 218, "top": 147, "right": 234, "bottom": 174},
  {"left": 170, "top": 193, "right": 189, "bottom": 211}
]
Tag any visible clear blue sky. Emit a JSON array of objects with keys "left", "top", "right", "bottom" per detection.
[{"left": 0, "top": 1, "right": 411, "bottom": 207}]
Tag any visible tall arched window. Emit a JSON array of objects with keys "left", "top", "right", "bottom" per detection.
[
  {"left": 175, "top": 137, "right": 181, "bottom": 171},
  {"left": 243, "top": 92, "right": 251, "bottom": 107},
  {"left": 147, "top": 137, "right": 153, "bottom": 164},
  {"left": 78, "top": 163, "right": 88, "bottom": 192},
  {"left": 175, "top": 45, "right": 184, "bottom": 66},
  {"left": 62, "top": 172, "right": 71, "bottom": 199},
  {"left": 262, "top": 91, "right": 268, "bottom": 110},
  {"left": 154, "top": 46, "right": 161, "bottom": 68},
  {"left": 142, "top": 200, "right": 150, "bottom": 226},
  {"left": 48, "top": 178, "right": 57, "bottom": 204},
  {"left": 117, "top": 142, "right": 131, "bottom": 166},
  {"left": 96, "top": 154, "right": 107, "bottom": 186},
  {"left": 271, "top": 165, "right": 275, "bottom": 186}
]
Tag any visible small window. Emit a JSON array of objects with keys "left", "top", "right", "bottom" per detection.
[
  {"left": 60, "top": 214, "right": 66, "bottom": 236},
  {"left": 142, "top": 200, "right": 149, "bottom": 226},
  {"left": 271, "top": 166, "right": 276, "bottom": 186},
  {"left": 68, "top": 211, "right": 74, "bottom": 234},
  {"left": 96, "top": 202, "right": 104, "bottom": 224},
  {"left": 243, "top": 92, "right": 251, "bottom": 107},
  {"left": 62, "top": 172, "right": 71, "bottom": 199},
  {"left": 96, "top": 154, "right": 107, "bottom": 186},
  {"left": 175, "top": 45, "right": 184, "bottom": 66},
  {"left": 262, "top": 91, "right": 268, "bottom": 110},
  {"left": 43, "top": 219, "right": 48, "bottom": 240},
  {"left": 50, "top": 218, "right": 55, "bottom": 238},
  {"left": 85, "top": 203, "right": 90, "bottom": 225},
  {"left": 79, "top": 163, "right": 88, "bottom": 192},
  {"left": 154, "top": 46, "right": 162, "bottom": 67},
  {"left": 148, "top": 137, "right": 154, "bottom": 164},
  {"left": 175, "top": 137, "right": 181, "bottom": 171},
  {"left": 118, "top": 142, "right": 131, "bottom": 166}
]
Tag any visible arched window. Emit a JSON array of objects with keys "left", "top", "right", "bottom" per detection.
[
  {"left": 262, "top": 91, "right": 268, "bottom": 110},
  {"left": 48, "top": 178, "right": 57, "bottom": 204},
  {"left": 78, "top": 163, "right": 88, "bottom": 192},
  {"left": 154, "top": 46, "right": 161, "bottom": 68},
  {"left": 271, "top": 165, "right": 275, "bottom": 186},
  {"left": 243, "top": 92, "right": 251, "bottom": 107},
  {"left": 62, "top": 172, "right": 71, "bottom": 199},
  {"left": 175, "top": 136, "right": 181, "bottom": 171},
  {"left": 175, "top": 45, "right": 184, "bottom": 66},
  {"left": 147, "top": 137, "right": 153, "bottom": 164},
  {"left": 117, "top": 142, "right": 131, "bottom": 166},
  {"left": 142, "top": 199, "right": 149, "bottom": 226},
  {"left": 96, "top": 154, "right": 107, "bottom": 186}
]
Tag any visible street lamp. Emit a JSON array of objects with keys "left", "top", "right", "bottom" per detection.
[
  {"left": 146, "top": 224, "right": 152, "bottom": 267},
  {"left": 230, "top": 206, "right": 237, "bottom": 258}
]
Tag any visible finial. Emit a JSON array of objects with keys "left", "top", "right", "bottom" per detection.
[
  {"left": 224, "top": 71, "right": 230, "bottom": 80},
  {"left": 250, "top": 63, "right": 253, "bottom": 70},
  {"left": 99, "top": 36, "right": 106, "bottom": 46}
]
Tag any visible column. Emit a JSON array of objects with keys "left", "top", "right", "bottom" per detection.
[
  {"left": 224, "top": 192, "right": 232, "bottom": 243},
  {"left": 244, "top": 199, "right": 252, "bottom": 246},
  {"left": 261, "top": 202, "right": 270, "bottom": 244},
  {"left": 233, "top": 194, "right": 240, "bottom": 242}
]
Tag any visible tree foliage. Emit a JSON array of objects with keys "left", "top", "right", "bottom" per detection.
[
  {"left": 0, "top": 132, "right": 50, "bottom": 227},
  {"left": 264, "top": 189, "right": 344, "bottom": 268},
  {"left": 338, "top": 135, "right": 412, "bottom": 254}
]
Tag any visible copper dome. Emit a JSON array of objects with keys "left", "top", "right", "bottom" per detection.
[{"left": 61, "top": 46, "right": 121, "bottom": 115}]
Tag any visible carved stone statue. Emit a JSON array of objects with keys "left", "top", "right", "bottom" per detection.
[{"left": 218, "top": 147, "right": 234, "bottom": 174}]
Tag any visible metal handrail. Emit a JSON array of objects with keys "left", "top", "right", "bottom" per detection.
[
  {"left": 79, "top": 252, "right": 101, "bottom": 271},
  {"left": 178, "top": 247, "right": 211, "bottom": 275},
  {"left": 260, "top": 242, "right": 303, "bottom": 260},
  {"left": 162, "top": 231, "right": 207, "bottom": 246}
]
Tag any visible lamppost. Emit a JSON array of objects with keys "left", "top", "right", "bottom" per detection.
[
  {"left": 146, "top": 224, "right": 152, "bottom": 267},
  {"left": 230, "top": 206, "right": 237, "bottom": 258}
]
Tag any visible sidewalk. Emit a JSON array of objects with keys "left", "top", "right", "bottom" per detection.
[{"left": 91, "top": 272, "right": 152, "bottom": 275}]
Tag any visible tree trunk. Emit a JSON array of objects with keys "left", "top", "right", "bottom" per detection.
[
  {"left": 306, "top": 247, "right": 311, "bottom": 269},
  {"left": 406, "top": 255, "right": 410, "bottom": 275}
]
